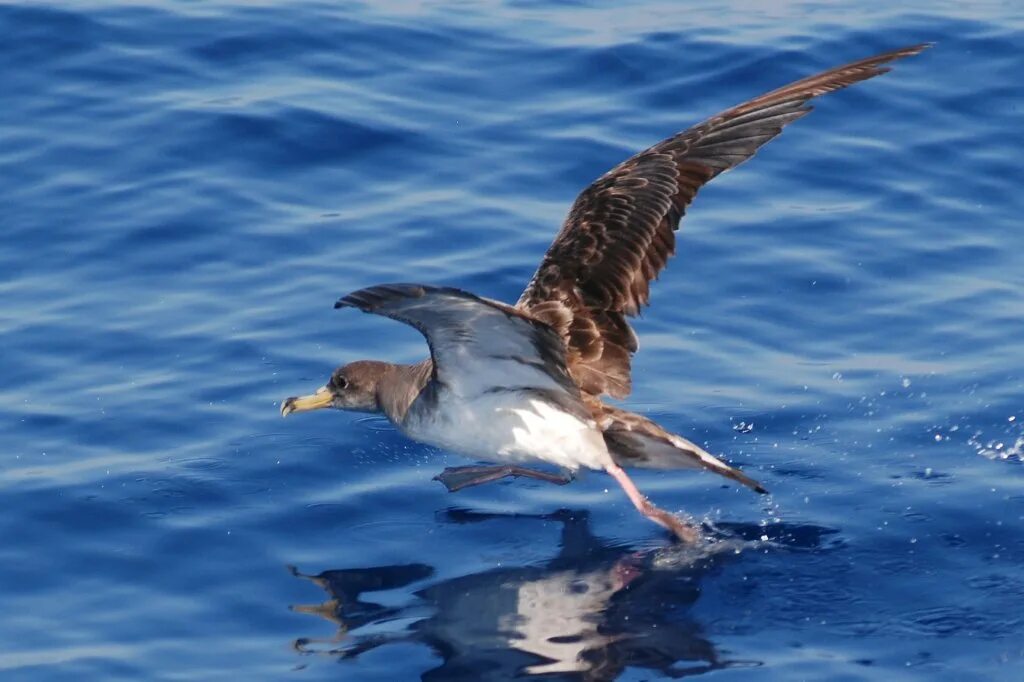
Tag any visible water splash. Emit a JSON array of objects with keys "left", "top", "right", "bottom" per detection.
[{"left": 968, "top": 428, "right": 1024, "bottom": 462}]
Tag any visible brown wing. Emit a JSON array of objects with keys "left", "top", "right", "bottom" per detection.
[{"left": 518, "top": 44, "right": 929, "bottom": 399}]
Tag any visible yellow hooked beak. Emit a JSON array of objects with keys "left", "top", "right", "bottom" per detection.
[{"left": 280, "top": 386, "right": 334, "bottom": 417}]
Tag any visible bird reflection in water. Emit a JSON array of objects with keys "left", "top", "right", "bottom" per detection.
[{"left": 289, "top": 510, "right": 834, "bottom": 679}]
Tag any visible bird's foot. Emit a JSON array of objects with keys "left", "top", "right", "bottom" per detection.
[
  {"left": 605, "top": 462, "right": 702, "bottom": 543},
  {"left": 643, "top": 505, "right": 701, "bottom": 544}
]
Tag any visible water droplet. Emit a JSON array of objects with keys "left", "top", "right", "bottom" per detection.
[
  {"left": 901, "top": 377, "right": 911, "bottom": 388},
  {"left": 832, "top": 372, "right": 843, "bottom": 381}
]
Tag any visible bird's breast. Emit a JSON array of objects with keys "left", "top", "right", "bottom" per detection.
[{"left": 401, "top": 389, "right": 610, "bottom": 470}]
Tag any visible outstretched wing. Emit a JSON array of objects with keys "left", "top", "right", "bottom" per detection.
[
  {"left": 518, "top": 43, "right": 929, "bottom": 399},
  {"left": 336, "top": 283, "right": 587, "bottom": 417}
]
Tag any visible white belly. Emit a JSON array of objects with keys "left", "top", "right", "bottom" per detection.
[{"left": 402, "top": 390, "right": 611, "bottom": 471}]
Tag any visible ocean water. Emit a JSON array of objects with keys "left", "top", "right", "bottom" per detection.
[{"left": 2, "top": 1, "right": 1023, "bottom": 679}]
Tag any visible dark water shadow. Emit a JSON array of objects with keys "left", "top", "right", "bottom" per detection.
[{"left": 289, "top": 511, "right": 837, "bottom": 680}]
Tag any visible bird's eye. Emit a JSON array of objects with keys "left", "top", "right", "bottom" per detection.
[{"left": 334, "top": 375, "right": 349, "bottom": 390}]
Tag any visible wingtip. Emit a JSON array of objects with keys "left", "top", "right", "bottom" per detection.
[
  {"left": 878, "top": 42, "right": 932, "bottom": 65},
  {"left": 882, "top": 42, "right": 933, "bottom": 59},
  {"left": 334, "top": 290, "right": 373, "bottom": 310},
  {"left": 334, "top": 283, "right": 485, "bottom": 314}
]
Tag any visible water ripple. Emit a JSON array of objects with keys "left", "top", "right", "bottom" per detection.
[{"left": 2, "top": 2, "right": 1023, "bottom": 680}]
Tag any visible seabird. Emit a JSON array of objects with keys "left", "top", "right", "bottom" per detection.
[{"left": 282, "top": 44, "right": 928, "bottom": 541}]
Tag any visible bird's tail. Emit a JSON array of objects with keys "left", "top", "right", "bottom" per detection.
[{"left": 601, "top": 413, "right": 767, "bottom": 494}]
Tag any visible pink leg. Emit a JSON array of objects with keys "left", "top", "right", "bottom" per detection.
[{"left": 605, "top": 463, "right": 700, "bottom": 543}]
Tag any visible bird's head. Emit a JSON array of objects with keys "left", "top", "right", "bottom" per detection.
[{"left": 280, "top": 360, "right": 389, "bottom": 417}]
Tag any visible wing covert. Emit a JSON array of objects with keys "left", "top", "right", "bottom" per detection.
[{"left": 336, "top": 283, "right": 582, "bottom": 405}]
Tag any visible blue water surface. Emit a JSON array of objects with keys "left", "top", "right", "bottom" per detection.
[{"left": 3, "top": 1, "right": 1023, "bottom": 679}]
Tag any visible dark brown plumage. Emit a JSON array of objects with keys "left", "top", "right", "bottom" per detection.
[{"left": 518, "top": 43, "right": 929, "bottom": 401}]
